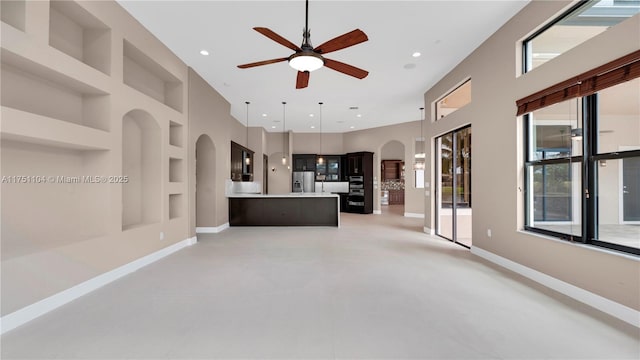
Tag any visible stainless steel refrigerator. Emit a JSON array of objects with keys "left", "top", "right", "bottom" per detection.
[{"left": 292, "top": 171, "right": 315, "bottom": 193}]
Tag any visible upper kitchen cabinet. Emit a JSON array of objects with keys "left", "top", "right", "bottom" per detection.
[
  {"left": 231, "top": 141, "right": 253, "bottom": 181},
  {"left": 347, "top": 152, "right": 373, "bottom": 176},
  {"left": 381, "top": 160, "right": 404, "bottom": 181},
  {"left": 293, "top": 154, "right": 316, "bottom": 172},
  {"left": 315, "top": 155, "right": 341, "bottom": 181}
]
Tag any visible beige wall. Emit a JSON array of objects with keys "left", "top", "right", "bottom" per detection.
[
  {"left": 292, "top": 132, "right": 344, "bottom": 155},
  {"left": 187, "top": 69, "right": 239, "bottom": 234},
  {"left": 265, "top": 131, "right": 292, "bottom": 194},
  {"left": 1, "top": 0, "right": 189, "bottom": 315},
  {"left": 423, "top": 0, "right": 640, "bottom": 310}
]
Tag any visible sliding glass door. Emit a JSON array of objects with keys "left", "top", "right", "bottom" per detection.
[{"left": 436, "top": 126, "right": 472, "bottom": 247}]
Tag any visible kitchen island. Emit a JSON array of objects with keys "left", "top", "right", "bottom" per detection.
[{"left": 228, "top": 193, "right": 340, "bottom": 227}]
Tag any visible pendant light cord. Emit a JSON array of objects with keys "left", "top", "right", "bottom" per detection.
[
  {"left": 319, "top": 102, "right": 323, "bottom": 157},
  {"left": 282, "top": 101, "right": 287, "bottom": 163},
  {"left": 245, "top": 101, "right": 250, "bottom": 148},
  {"left": 420, "top": 107, "right": 424, "bottom": 155}
]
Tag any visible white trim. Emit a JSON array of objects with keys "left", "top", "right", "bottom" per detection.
[
  {"left": 424, "top": 226, "right": 435, "bottom": 235},
  {"left": 0, "top": 237, "right": 196, "bottom": 335},
  {"left": 196, "top": 223, "right": 229, "bottom": 233},
  {"left": 373, "top": 210, "right": 382, "bottom": 215},
  {"left": 404, "top": 212, "right": 425, "bottom": 218},
  {"left": 471, "top": 246, "right": 640, "bottom": 328}
]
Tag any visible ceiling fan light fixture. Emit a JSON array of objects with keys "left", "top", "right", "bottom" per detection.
[{"left": 289, "top": 52, "right": 324, "bottom": 72}]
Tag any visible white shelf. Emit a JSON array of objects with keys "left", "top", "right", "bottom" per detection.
[
  {"left": 1, "top": 25, "right": 111, "bottom": 94},
  {"left": 123, "top": 39, "right": 183, "bottom": 113},
  {"left": 1, "top": 0, "right": 25, "bottom": 31},
  {"left": 1, "top": 106, "right": 110, "bottom": 150},
  {"left": 167, "top": 182, "right": 185, "bottom": 195},
  {"left": 168, "top": 145, "right": 184, "bottom": 159},
  {"left": 49, "top": 0, "right": 111, "bottom": 75}
]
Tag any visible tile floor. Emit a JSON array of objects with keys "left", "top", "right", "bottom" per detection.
[{"left": 1, "top": 206, "right": 639, "bottom": 359}]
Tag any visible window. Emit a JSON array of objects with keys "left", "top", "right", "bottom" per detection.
[
  {"left": 523, "top": 0, "right": 640, "bottom": 72},
  {"left": 435, "top": 79, "right": 471, "bottom": 120},
  {"left": 524, "top": 78, "right": 640, "bottom": 255}
]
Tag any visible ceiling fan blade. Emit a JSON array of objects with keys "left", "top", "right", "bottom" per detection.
[
  {"left": 324, "top": 58, "right": 369, "bottom": 79},
  {"left": 254, "top": 27, "right": 302, "bottom": 52},
  {"left": 237, "top": 58, "right": 288, "bottom": 69},
  {"left": 315, "top": 29, "right": 368, "bottom": 54},
  {"left": 296, "top": 71, "right": 310, "bottom": 89}
]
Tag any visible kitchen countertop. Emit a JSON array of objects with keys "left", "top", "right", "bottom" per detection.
[{"left": 227, "top": 193, "right": 339, "bottom": 198}]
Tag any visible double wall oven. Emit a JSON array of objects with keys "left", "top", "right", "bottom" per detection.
[{"left": 348, "top": 175, "right": 365, "bottom": 208}]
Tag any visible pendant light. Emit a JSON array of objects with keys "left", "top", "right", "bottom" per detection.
[
  {"left": 317, "top": 102, "right": 324, "bottom": 165},
  {"left": 414, "top": 107, "right": 425, "bottom": 170},
  {"left": 245, "top": 101, "right": 251, "bottom": 165},
  {"left": 282, "top": 101, "right": 287, "bottom": 165}
]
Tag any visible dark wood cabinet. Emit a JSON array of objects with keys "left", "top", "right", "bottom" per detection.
[
  {"left": 229, "top": 197, "right": 338, "bottom": 226},
  {"left": 381, "top": 160, "right": 404, "bottom": 181},
  {"left": 346, "top": 152, "right": 373, "bottom": 214},
  {"left": 293, "top": 154, "right": 316, "bottom": 172},
  {"left": 348, "top": 154, "right": 364, "bottom": 175},
  {"left": 388, "top": 190, "right": 405, "bottom": 205},
  {"left": 231, "top": 141, "right": 254, "bottom": 181},
  {"left": 293, "top": 154, "right": 342, "bottom": 181},
  {"left": 316, "top": 155, "right": 341, "bottom": 181}
]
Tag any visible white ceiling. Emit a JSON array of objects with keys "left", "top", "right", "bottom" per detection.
[{"left": 117, "top": 0, "right": 529, "bottom": 133}]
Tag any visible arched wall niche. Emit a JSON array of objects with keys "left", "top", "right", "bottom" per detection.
[
  {"left": 195, "top": 134, "right": 216, "bottom": 227},
  {"left": 122, "top": 109, "right": 161, "bottom": 230}
]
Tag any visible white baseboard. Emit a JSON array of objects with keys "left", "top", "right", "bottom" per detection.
[
  {"left": 404, "top": 212, "right": 425, "bottom": 218},
  {"left": 0, "top": 237, "right": 197, "bottom": 335},
  {"left": 196, "top": 223, "right": 229, "bottom": 233},
  {"left": 423, "top": 226, "right": 434, "bottom": 235},
  {"left": 471, "top": 246, "right": 640, "bottom": 328},
  {"left": 373, "top": 210, "right": 382, "bottom": 215}
]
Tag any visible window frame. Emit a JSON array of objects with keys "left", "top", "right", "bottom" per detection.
[
  {"left": 523, "top": 93, "right": 640, "bottom": 256},
  {"left": 522, "top": 1, "right": 588, "bottom": 74},
  {"left": 434, "top": 79, "right": 472, "bottom": 121}
]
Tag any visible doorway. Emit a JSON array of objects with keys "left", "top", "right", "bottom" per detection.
[
  {"left": 380, "top": 140, "right": 405, "bottom": 213},
  {"left": 436, "top": 126, "right": 472, "bottom": 248},
  {"left": 623, "top": 157, "right": 640, "bottom": 222}
]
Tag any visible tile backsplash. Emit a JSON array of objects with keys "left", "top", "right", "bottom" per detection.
[{"left": 381, "top": 180, "right": 404, "bottom": 190}]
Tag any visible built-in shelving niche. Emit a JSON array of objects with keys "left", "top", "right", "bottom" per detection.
[
  {"left": 1, "top": 49, "right": 110, "bottom": 132},
  {"left": 123, "top": 40, "right": 183, "bottom": 113},
  {"left": 169, "top": 120, "right": 183, "bottom": 147},
  {"left": 169, "top": 158, "right": 183, "bottom": 183},
  {"left": 0, "top": 140, "right": 109, "bottom": 260},
  {"left": 49, "top": 0, "right": 111, "bottom": 75},
  {"left": 122, "top": 109, "right": 161, "bottom": 231},
  {"left": 169, "top": 194, "right": 183, "bottom": 220},
  {"left": 1, "top": 0, "right": 26, "bottom": 31}
]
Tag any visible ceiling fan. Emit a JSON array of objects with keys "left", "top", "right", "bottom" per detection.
[{"left": 237, "top": 0, "right": 369, "bottom": 89}]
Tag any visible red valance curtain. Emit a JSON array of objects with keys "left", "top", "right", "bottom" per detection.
[{"left": 516, "top": 50, "right": 640, "bottom": 116}]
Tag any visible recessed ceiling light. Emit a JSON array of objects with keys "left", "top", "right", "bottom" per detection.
[
  {"left": 271, "top": 126, "right": 276, "bottom": 129},
  {"left": 357, "top": 114, "right": 362, "bottom": 118},
  {"left": 200, "top": 50, "right": 209, "bottom": 56},
  {"left": 262, "top": 113, "right": 267, "bottom": 117},
  {"left": 309, "top": 114, "right": 314, "bottom": 117},
  {"left": 412, "top": 52, "right": 421, "bottom": 58},
  {"left": 310, "top": 125, "right": 315, "bottom": 129},
  {"left": 350, "top": 126, "right": 355, "bottom": 129}
]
